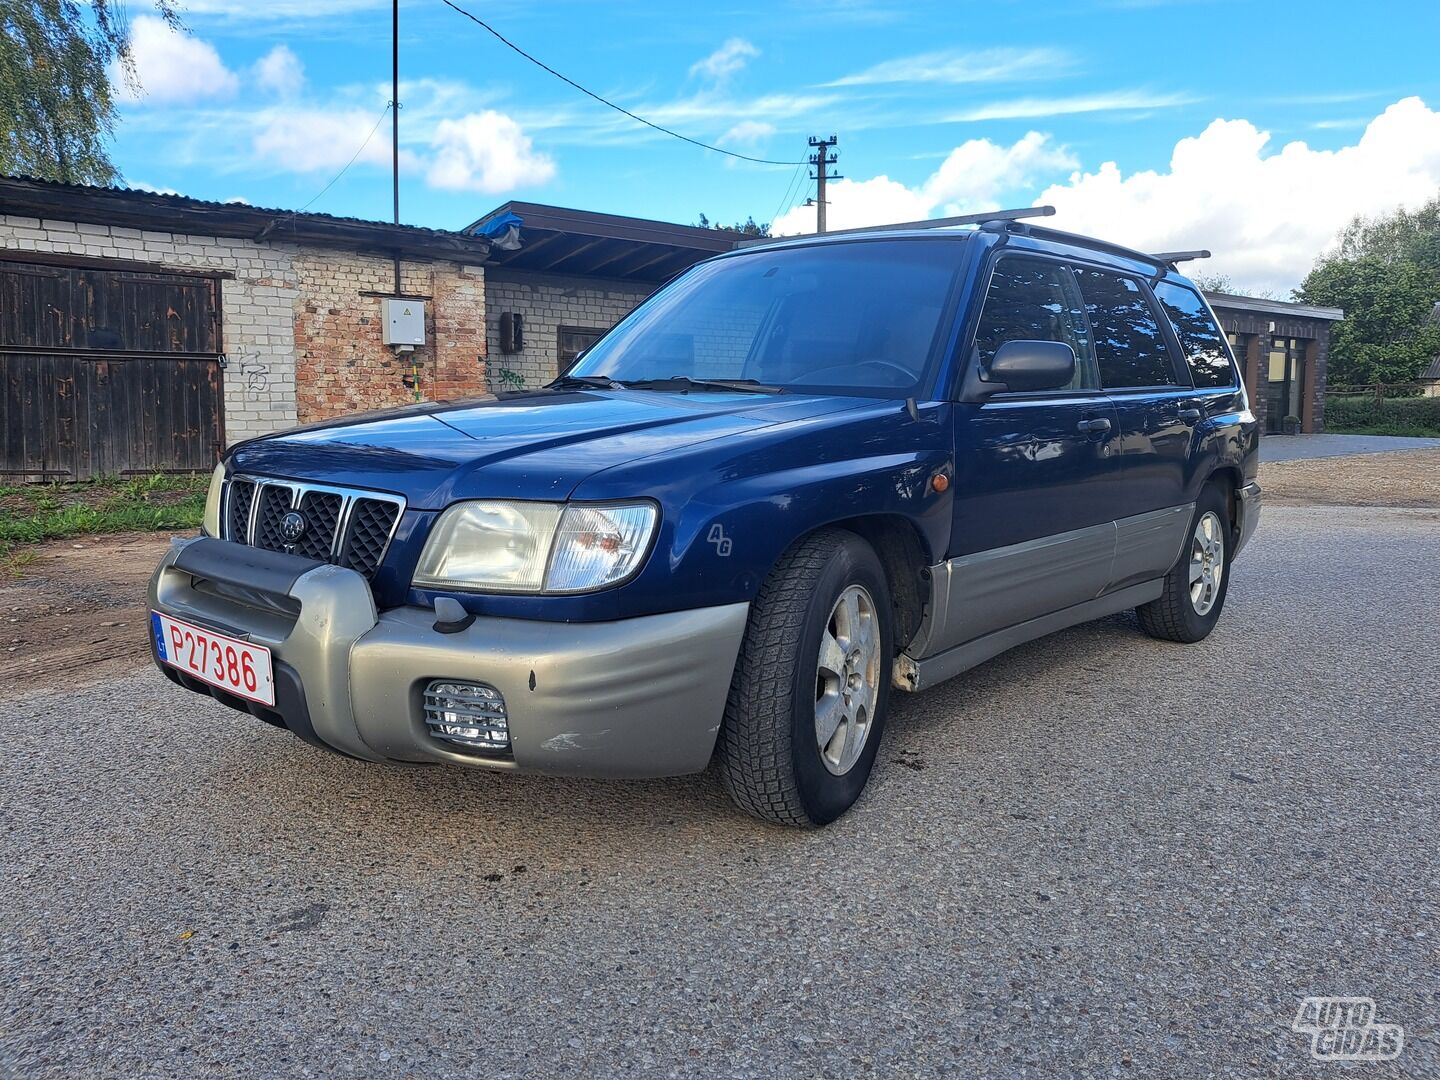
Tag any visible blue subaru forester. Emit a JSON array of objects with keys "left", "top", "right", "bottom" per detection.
[{"left": 150, "top": 215, "right": 1261, "bottom": 827}]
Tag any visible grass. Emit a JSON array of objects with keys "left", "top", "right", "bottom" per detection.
[{"left": 0, "top": 473, "right": 208, "bottom": 557}]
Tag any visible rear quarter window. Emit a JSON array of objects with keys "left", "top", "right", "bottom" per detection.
[{"left": 1154, "top": 281, "right": 1238, "bottom": 388}]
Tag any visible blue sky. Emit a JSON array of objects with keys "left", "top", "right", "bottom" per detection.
[{"left": 109, "top": 0, "right": 1440, "bottom": 291}]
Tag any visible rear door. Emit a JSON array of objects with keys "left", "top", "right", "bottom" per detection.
[
  {"left": 943, "top": 253, "right": 1123, "bottom": 647},
  {"left": 1072, "top": 266, "right": 1196, "bottom": 589}
]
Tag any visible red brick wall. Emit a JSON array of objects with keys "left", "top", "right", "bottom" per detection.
[{"left": 293, "top": 251, "right": 487, "bottom": 423}]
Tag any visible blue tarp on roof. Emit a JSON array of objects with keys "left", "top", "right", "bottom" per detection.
[{"left": 474, "top": 211, "right": 523, "bottom": 239}]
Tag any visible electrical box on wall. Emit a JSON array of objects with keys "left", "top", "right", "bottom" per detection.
[{"left": 382, "top": 298, "right": 426, "bottom": 346}]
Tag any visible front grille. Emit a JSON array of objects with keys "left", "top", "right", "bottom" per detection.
[
  {"left": 223, "top": 476, "right": 404, "bottom": 579},
  {"left": 228, "top": 479, "right": 256, "bottom": 542},
  {"left": 294, "top": 490, "right": 343, "bottom": 562},
  {"left": 340, "top": 498, "right": 401, "bottom": 576}
]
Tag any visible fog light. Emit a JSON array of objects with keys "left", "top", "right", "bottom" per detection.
[{"left": 423, "top": 680, "right": 509, "bottom": 753}]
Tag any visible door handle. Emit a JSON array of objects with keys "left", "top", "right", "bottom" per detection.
[
  {"left": 1178, "top": 408, "right": 1202, "bottom": 422},
  {"left": 1076, "top": 417, "right": 1112, "bottom": 435}
]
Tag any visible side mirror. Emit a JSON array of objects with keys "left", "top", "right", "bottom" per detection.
[{"left": 985, "top": 340, "right": 1076, "bottom": 393}]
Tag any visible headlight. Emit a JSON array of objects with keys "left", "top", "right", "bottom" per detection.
[
  {"left": 202, "top": 461, "right": 226, "bottom": 537},
  {"left": 413, "top": 500, "right": 657, "bottom": 594}
]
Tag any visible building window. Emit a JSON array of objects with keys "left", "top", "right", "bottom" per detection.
[{"left": 557, "top": 326, "right": 604, "bottom": 374}]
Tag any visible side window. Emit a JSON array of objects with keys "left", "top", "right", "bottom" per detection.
[
  {"left": 973, "top": 256, "right": 1098, "bottom": 390},
  {"left": 1153, "top": 282, "right": 1237, "bottom": 387},
  {"left": 1073, "top": 268, "right": 1177, "bottom": 389}
]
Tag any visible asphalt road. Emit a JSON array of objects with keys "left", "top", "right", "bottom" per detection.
[{"left": 3, "top": 504, "right": 1437, "bottom": 1079}]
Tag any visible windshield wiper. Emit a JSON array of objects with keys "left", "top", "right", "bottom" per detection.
[
  {"left": 619, "top": 377, "right": 783, "bottom": 395},
  {"left": 547, "top": 373, "right": 626, "bottom": 391}
]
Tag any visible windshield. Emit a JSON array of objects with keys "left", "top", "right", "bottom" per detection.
[{"left": 567, "top": 238, "right": 968, "bottom": 397}]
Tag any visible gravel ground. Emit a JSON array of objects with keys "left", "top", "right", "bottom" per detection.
[
  {"left": 1261, "top": 449, "right": 1440, "bottom": 509},
  {"left": 2, "top": 505, "right": 1437, "bottom": 1078},
  {"left": 1260, "top": 434, "right": 1440, "bottom": 462}
]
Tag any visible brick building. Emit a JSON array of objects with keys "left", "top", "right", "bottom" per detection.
[
  {"left": 0, "top": 177, "right": 490, "bottom": 480},
  {"left": 469, "top": 203, "right": 1343, "bottom": 432}
]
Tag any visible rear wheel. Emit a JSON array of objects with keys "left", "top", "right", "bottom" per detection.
[
  {"left": 716, "top": 529, "right": 893, "bottom": 827},
  {"left": 1137, "top": 484, "right": 1232, "bottom": 643}
]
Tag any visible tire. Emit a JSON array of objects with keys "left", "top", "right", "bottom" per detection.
[
  {"left": 1136, "top": 483, "right": 1232, "bottom": 644},
  {"left": 716, "top": 529, "right": 894, "bottom": 828}
]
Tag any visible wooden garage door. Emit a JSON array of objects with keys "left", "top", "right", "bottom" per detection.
[{"left": 0, "top": 257, "right": 224, "bottom": 481}]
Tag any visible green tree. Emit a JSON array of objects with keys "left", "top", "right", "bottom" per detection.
[
  {"left": 0, "top": 0, "right": 179, "bottom": 184},
  {"left": 694, "top": 212, "right": 771, "bottom": 238},
  {"left": 1334, "top": 192, "right": 1440, "bottom": 290},
  {"left": 1297, "top": 255, "right": 1440, "bottom": 385}
]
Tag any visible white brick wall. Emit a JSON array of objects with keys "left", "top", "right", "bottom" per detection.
[
  {"left": 0, "top": 213, "right": 300, "bottom": 445},
  {"left": 485, "top": 270, "right": 652, "bottom": 389}
]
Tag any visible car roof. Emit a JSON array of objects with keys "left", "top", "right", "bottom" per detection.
[{"left": 712, "top": 223, "right": 1199, "bottom": 289}]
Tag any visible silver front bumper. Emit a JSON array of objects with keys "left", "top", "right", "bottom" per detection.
[
  {"left": 1234, "top": 480, "right": 1262, "bottom": 558},
  {"left": 149, "top": 538, "right": 749, "bottom": 777}
]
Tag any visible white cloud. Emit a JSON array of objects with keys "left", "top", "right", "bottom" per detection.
[
  {"left": 827, "top": 46, "right": 1071, "bottom": 87},
  {"left": 773, "top": 131, "right": 1075, "bottom": 234},
  {"left": 426, "top": 111, "right": 556, "bottom": 193},
  {"left": 112, "top": 16, "right": 239, "bottom": 104},
  {"left": 690, "top": 38, "right": 760, "bottom": 82},
  {"left": 176, "top": 0, "right": 384, "bottom": 15},
  {"left": 252, "top": 107, "right": 397, "bottom": 172},
  {"left": 126, "top": 180, "right": 181, "bottom": 196},
  {"left": 1035, "top": 96, "right": 1440, "bottom": 293},
  {"left": 254, "top": 45, "right": 305, "bottom": 98},
  {"left": 946, "top": 89, "right": 1197, "bottom": 122},
  {"left": 720, "top": 120, "right": 776, "bottom": 146}
]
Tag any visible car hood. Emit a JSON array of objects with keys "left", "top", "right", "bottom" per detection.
[{"left": 229, "top": 389, "right": 871, "bottom": 508}]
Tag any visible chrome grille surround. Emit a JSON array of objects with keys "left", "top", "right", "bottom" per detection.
[{"left": 222, "top": 475, "right": 406, "bottom": 575}]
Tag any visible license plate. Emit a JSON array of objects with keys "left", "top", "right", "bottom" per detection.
[{"left": 151, "top": 611, "right": 275, "bottom": 707}]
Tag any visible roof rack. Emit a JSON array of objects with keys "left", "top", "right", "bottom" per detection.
[
  {"left": 737, "top": 205, "right": 1055, "bottom": 248},
  {"left": 986, "top": 221, "right": 1174, "bottom": 270},
  {"left": 1151, "top": 249, "right": 1211, "bottom": 265}
]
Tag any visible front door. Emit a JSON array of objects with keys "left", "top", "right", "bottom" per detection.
[
  {"left": 944, "top": 254, "right": 1124, "bottom": 648},
  {"left": 1265, "top": 337, "right": 1305, "bottom": 433}
]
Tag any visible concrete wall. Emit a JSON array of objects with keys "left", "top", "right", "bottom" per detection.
[
  {"left": 484, "top": 269, "right": 651, "bottom": 390},
  {"left": 0, "top": 214, "right": 490, "bottom": 446}
]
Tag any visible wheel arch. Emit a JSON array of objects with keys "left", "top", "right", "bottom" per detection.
[
  {"left": 801, "top": 513, "right": 932, "bottom": 653},
  {"left": 1206, "top": 465, "right": 1244, "bottom": 547}
]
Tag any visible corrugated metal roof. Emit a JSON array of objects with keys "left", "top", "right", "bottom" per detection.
[{"left": 0, "top": 175, "right": 490, "bottom": 261}]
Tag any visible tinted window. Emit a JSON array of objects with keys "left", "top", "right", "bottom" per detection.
[
  {"left": 570, "top": 240, "right": 964, "bottom": 397},
  {"left": 1154, "top": 282, "right": 1236, "bottom": 387},
  {"left": 973, "top": 256, "right": 1097, "bottom": 390},
  {"left": 1073, "top": 269, "right": 1176, "bottom": 388}
]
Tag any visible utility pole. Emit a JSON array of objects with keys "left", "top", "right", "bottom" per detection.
[
  {"left": 808, "top": 135, "right": 841, "bottom": 234},
  {"left": 390, "top": 0, "right": 402, "bottom": 297},
  {"left": 391, "top": 0, "right": 400, "bottom": 228}
]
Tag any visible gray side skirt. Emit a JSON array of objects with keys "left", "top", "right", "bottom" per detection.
[{"left": 893, "top": 579, "right": 1163, "bottom": 693}]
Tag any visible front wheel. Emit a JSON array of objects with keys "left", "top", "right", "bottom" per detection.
[
  {"left": 716, "top": 529, "right": 893, "bottom": 827},
  {"left": 1137, "top": 484, "right": 1232, "bottom": 643}
]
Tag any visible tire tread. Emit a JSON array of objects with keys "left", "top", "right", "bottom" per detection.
[{"left": 715, "top": 529, "right": 852, "bottom": 827}]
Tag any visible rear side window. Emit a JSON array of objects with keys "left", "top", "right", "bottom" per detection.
[
  {"left": 1073, "top": 269, "right": 1176, "bottom": 389},
  {"left": 1153, "top": 282, "right": 1237, "bottom": 387},
  {"left": 973, "top": 256, "right": 1098, "bottom": 390}
]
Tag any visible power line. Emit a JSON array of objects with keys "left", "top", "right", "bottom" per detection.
[
  {"left": 439, "top": 0, "right": 805, "bottom": 167},
  {"left": 769, "top": 161, "right": 805, "bottom": 228},
  {"left": 299, "top": 103, "right": 393, "bottom": 213}
]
